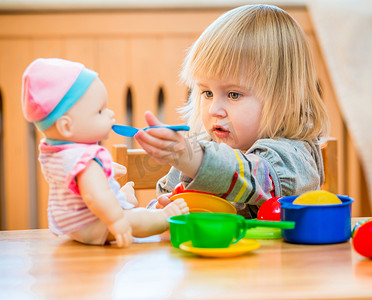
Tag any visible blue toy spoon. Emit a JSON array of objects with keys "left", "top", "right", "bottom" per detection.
[{"left": 112, "top": 124, "right": 190, "bottom": 137}]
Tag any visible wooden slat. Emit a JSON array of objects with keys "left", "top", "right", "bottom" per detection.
[
  {"left": 96, "top": 38, "right": 131, "bottom": 149},
  {"left": 347, "top": 131, "right": 363, "bottom": 217},
  {"left": 113, "top": 145, "right": 170, "bottom": 190},
  {"left": 321, "top": 138, "right": 338, "bottom": 194},
  {"left": 0, "top": 11, "right": 222, "bottom": 38},
  {"left": 0, "top": 39, "right": 31, "bottom": 229},
  {"left": 307, "top": 33, "right": 346, "bottom": 195},
  {"left": 162, "top": 37, "right": 195, "bottom": 125},
  {"left": 0, "top": 8, "right": 312, "bottom": 38},
  {"left": 31, "top": 39, "right": 63, "bottom": 229}
]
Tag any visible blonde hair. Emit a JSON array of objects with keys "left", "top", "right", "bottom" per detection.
[{"left": 180, "top": 4, "right": 329, "bottom": 141}]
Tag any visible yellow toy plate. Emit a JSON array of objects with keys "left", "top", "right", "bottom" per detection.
[
  {"left": 170, "top": 192, "right": 237, "bottom": 214},
  {"left": 179, "top": 239, "right": 260, "bottom": 258}
]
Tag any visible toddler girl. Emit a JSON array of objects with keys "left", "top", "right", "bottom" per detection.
[
  {"left": 135, "top": 4, "right": 329, "bottom": 218},
  {"left": 21, "top": 58, "right": 188, "bottom": 246}
]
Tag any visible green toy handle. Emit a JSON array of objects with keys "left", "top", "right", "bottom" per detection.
[
  {"left": 232, "top": 218, "right": 248, "bottom": 244},
  {"left": 245, "top": 219, "right": 295, "bottom": 229}
]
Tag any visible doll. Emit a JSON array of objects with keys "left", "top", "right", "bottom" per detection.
[{"left": 21, "top": 58, "right": 188, "bottom": 247}]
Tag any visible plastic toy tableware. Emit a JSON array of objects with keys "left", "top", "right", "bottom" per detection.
[
  {"left": 168, "top": 215, "right": 190, "bottom": 248},
  {"left": 171, "top": 182, "right": 185, "bottom": 196},
  {"left": 249, "top": 197, "right": 283, "bottom": 239},
  {"left": 186, "top": 213, "right": 295, "bottom": 248},
  {"left": 257, "top": 197, "right": 282, "bottom": 221},
  {"left": 352, "top": 218, "right": 372, "bottom": 258},
  {"left": 168, "top": 213, "right": 294, "bottom": 249},
  {"left": 293, "top": 190, "right": 342, "bottom": 205},
  {"left": 279, "top": 195, "right": 354, "bottom": 244},
  {"left": 169, "top": 192, "right": 237, "bottom": 214},
  {"left": 252, "top": 197, "right": 283, "bottom": 239},
  {"left": 112, "top": 124, "right": 190, "bottom": 137},
  {"left": 244, "top": 227, "right": 282, "bottom": 239},
  {"left": 179, "top": 239, "right": 260, "bottom": 258}
]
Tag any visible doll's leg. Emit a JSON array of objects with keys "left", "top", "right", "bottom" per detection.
[
  {"left": 68, "top": 219, "right": 110, "bottom": 245},
  {"left": 125, "top": 198, "right": 189, "bottom": 237},
  {"left": 161, "top": 198, "right": 189, "bottom": 218}
]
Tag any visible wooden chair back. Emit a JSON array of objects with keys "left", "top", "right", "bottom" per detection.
[
  {"left": 112, "top": 145, "right": 170, "bottom": 189},
  {"left": 112, "top": 137, "right": 338, "bottom": 194},
  {"left": 320, "top": 137, "right": 338, "bottom": 194}
]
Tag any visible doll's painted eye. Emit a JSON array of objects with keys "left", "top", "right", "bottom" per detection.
[{"left": 98, "top": 110, "right": 102, "bottom": 114}]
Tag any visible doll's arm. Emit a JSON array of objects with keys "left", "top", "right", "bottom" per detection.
[
  {"left": 77, "top": 160, "right": 132, "bottom": 247},
  {"left": 120, "top": 181, "right": 138, "bottom": 207},
  {"left": 112, "top": 162, "right": 127, "bottom": 180},
  {"left": 134, "top": 111, "right": 204, "bottom": 179}
]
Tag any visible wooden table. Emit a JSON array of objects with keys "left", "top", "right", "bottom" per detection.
[{"left": 1, "top": 218, "right": 371, "bottom": 300}]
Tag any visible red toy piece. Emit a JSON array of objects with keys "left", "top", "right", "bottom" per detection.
[
  {"left": 352, "top": 218, "right": 372, "bottom": 259},
  {"left": 171, "top": 183, "right": 185, "bottom": 196},
  {"left": 257, "top": 197, "right": 281, "bottom": 221}
]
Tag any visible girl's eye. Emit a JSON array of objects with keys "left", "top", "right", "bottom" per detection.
[
  {"left": 228, "top": 92, "right": 241, "bottom": 100},
  {"left": 98, "top": 110, "right": 102, "bottom": 114},
  {"left": 202, "top": 91, "right": 213, "bottom": 98}
]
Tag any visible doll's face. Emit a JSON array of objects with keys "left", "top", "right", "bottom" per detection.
[
  {"left": 63, "top": 77, "right": 115, "bottom": 144},
  {"left": 199, "top": 77, "right": 262, "bottom": 151}
]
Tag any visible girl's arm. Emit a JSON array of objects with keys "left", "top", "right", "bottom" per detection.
[
  {"left": 77, "top": 160, "right": 132, "bottom": 247},
  {"left": 134, "top": 111, "right": 203, "bottom": 179}
]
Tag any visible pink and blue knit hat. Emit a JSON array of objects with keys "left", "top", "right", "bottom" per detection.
[{"left": 22, "top": 58, "right": 98, "bottom": 130}]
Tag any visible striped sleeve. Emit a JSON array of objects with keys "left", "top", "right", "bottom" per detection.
[{"left": 185, "top": 141, "right": 274, "bottom": 206}]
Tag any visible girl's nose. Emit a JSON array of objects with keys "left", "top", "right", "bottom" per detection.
[{"left": 209, "top": 97, "right": 227, "bottom": 118}]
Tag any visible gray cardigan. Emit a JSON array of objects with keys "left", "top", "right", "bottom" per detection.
[{"left": 156, "top": 138, "right": 324, "bottom": 218}]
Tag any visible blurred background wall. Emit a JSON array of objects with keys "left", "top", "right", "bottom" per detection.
[{"left": 0, "top": 0, "right": 370, "bottom": 230}]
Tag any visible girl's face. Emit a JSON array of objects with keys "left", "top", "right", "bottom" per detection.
[
  {"left": 199, "top": 78, "right": 262, "bottom": 151},
  {"left": 65, "top": 77, "right": 115, "bottom": 144}
]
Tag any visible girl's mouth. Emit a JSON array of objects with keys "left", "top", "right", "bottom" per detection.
[{"left": 212, "top": 124, "right": 230, "bottom": 139}]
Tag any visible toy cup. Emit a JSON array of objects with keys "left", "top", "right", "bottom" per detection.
[
  {"left": 168, "top": 215, "right": 190, "bottom": 248},
  {"left": 187, "top": 213, "right": 247, "bottom": 248}
]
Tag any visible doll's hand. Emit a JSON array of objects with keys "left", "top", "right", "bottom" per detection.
[
  {"left": 107, "top": 214, "right": 133, "bottom": 247},
  {"left": 113, "top": 162, "right": 127, "bottom": 180},
  {"left": 134, "top": 111, "right": 203, "bottom": 178},
  {"left": 121, "top": 181, "right": 138, "bottom": 207}
]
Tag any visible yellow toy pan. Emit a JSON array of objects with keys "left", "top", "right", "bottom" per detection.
[{"left": 170, "top": 192, "right": 237, "bottom": 214}]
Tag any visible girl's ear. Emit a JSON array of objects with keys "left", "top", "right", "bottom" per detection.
[{"left": 55, "top": 115, "right": 74, "bottom": 138}]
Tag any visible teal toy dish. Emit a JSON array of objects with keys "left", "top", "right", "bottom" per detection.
[{"left": 279, "top": 195, "right": 354, "bottom": 244}]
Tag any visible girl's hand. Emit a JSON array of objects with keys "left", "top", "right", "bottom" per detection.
[
  {"left": 134, "top": 111, "right": 204, "bottom": 179},
  {"left": 155, "top": 193, "right": 172, "bottom": 209}
]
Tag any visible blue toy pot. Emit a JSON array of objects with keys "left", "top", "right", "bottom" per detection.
[{"left": 279, "top": 195, "right": 354, "bottom": 244}]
